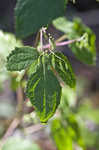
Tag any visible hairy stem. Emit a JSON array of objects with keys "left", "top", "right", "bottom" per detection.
[
  {"left": 43, "top": 37, "right": 81, "bottom": 50},
  {"left": 34, "top": 31, "right": 40, "bottom": 47},
  {"left": 55, "top": 34, "right": 67, "bottom": 43},
  {"left": 40, "top": 29, "right": 43, "bottom": 51}
]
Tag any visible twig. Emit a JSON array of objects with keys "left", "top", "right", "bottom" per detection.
[
  {"left": 34, "top": 32, "right": 40, "bottom": 47},
  {"left": 55, "top": 34, "right": 67, "bottom": 43},
  {"left": 39, "top": 29, "right": 43, "bottom": 51},
  {"left": 0, "top": 118, "right": 20, "bottom": 147},
  {"left": 43, "top": 36, "right": 83, "bottom": 50},
  {"left": 16, "top": 87, "right": 24, "bottom": 118},
  {"left": 24, "top": 124, "right": 44, "bottom": 135},
  {"left": 0, "top": 87, "right": 24, "bottom": 148}
]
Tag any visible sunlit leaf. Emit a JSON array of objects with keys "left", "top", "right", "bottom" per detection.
[
  {"left": 0, "top": 30, "right": 22, "bottom": 71},
  {"left": 53, "top": 17, "right": 96, "bottom": 65},
  {"left": 51, "top": 119, "right": 73, "bottom": 150},
  {"left": 50, "top": 52, "right": 76, "bottom": 88},
  {"left": 0, "top": 30, "right": 22, "bottom": 57}
]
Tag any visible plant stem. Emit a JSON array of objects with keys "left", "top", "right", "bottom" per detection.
[
  {"left": 0, "top": 118, "right": 20, "bottom": 147},
  {"left": 43, "top": 38, "right": 80, "bottom": 49},
  {"left": 55, "top": 34, "right": 67, "bottom": 43},
  {"left": 34, "top": 31, "right": 40, "bottom": 47},
  {"left": 56, "top": 39, "right": 77, "bottom": 47},
  {"left": 40, "top": 29, "right": 43, "bottom": 51},
  {"left": 16, "top": 86, "right": 24, "bottom": 118},
  {"left": 0, "top": 86, "right": 24, "bottom": 148}
]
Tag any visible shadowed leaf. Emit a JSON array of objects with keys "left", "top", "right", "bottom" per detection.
[
  {"left": 6, "top": 46, "right": 39, "bottom": 71},
  {"left": 15, "top": 0, "right": 66, "bottom": 38}
]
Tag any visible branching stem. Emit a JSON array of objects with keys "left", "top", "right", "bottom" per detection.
[{"left": 43, "top": 37, "right": 82, "bottom": 50}]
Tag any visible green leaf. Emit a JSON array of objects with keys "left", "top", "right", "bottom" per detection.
[
  {"left": 51, "top": 119, "right": 73, "bottom": 150},
  {"left": 26, "top": 56, "right": 61, "bottom": 123},
  {"left": 50, "top": 52, "right": 76, "bottom": 88},
  {"left": 2, "top": 137, "right": 41, "bottom": 150},
  {"left": 53, "top": 17, "right": 96, "bottom": 65},
  {"left": 0, "top": 30, "right": 23, "bottom": 72},
  {"left": 66, "top": 115, "right": 85, "bottom": 148},
  {"left": 59, "top": 87, "right": 85, "bottom": 149},
  {"left": 6, "top": 46, "right": 39, "bottom": 71},
  {"left": 53, "top": 17, "right": 73, "bottom": 34},
  {"left": 27, "top": 59, "right": 39, "bottom": 76},
  {"left": 15, "top": 0, "right": 66, "bottom": 38}
]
